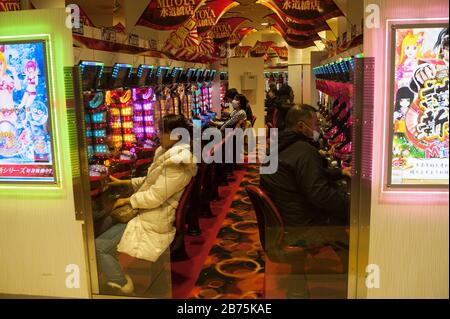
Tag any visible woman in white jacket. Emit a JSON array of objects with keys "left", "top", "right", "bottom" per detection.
[{"left": 95, "top": 114, "right": 197, "bottom": 295}]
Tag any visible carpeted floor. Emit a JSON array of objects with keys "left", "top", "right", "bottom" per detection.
[
  {"left": 170, "top": 167, "right": 249, "bottom": 299},
  {"left": 188, "top": 164, "right": 265, "bottom": 299}
]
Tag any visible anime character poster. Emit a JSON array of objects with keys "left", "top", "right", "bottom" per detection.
[
  {"left": 0, "top": 40, "right": 55, "bottom": 183},
  {"left": 390, "top": 26, "right": 449, "bottom": 186}
]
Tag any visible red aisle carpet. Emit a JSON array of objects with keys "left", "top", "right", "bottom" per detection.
[{"left": 170, "top": 168, "right": 248, "bottom": 299}]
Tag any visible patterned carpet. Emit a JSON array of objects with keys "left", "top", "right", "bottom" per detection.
[
  {"left": 189, "top": 164, "right": 265, "bottom": 299},
  {"left": 188, "top": 162, "right": 349, "bottom": 299}
]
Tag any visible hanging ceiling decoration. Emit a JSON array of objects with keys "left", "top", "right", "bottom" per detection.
[
  {"left": 228, "top": 27, "right": 256, "bottom": 49},
  {"left": 271, "top": 23, "right": 319, "bottom": 48},
  {"left": 195, "top": 0, "right": 240, "bottom": 34},
  {"left": 136, "top": 0, "right": 206, "bottom": 30},
  {"left": 264, "top": 13, "right": 329, "bottom": 35},
  {"left": 257, "top": 0, "right": 343, "bottom": 24},
  {"left": 134, "top": 0, "right": 345, "bottom": 57},
  {"left": 210, "top": 17, "right": 251, "bottom": 44}
]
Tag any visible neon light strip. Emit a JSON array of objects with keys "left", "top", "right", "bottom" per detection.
[{"left": 381, "top": 18, "right": 449, "bottom": 196}]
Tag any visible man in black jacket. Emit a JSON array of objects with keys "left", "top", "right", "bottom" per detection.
[{"left": 260, "top": 104, "right": 350, "bottom": 247}]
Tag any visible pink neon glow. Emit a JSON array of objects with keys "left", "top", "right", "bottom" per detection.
[
  {"left": 376, "top": 17, "right": 449, "bottom": 204},
  {"left": 143, "top": 103, "right": 153, "bottom": 111},
  {"left": 133, "top": 103, "right": 143, "bottom": 111},
  {"left": 142, "top": 88, "right": 154, "bottom": 100}
]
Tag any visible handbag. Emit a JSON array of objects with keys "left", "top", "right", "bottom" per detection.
[{"left": 110, "top": 204, "right": 138, "bottom": 223}]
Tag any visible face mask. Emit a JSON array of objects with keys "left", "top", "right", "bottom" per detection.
[
  {"left": 312, "top": 130, "right": 320, "bottom": 142},
  {"left": 302, "top": 122, "right": 320, "bottom": 142}
]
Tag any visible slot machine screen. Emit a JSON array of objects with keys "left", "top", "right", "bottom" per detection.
[
  {"left": 210, "top": 70, "right": 217, "bottom": 81},
  {"left": 203, "top": 70, "right": 210, "bottom": 81},
  {"left": 111, "top": 63, "right": 132, "bottom": 88},
  {"left": 146, "top": 67, "right": 156, "bottom": 85},
  {"left": 137, "top": 65, "right": 153, "bottom": 87},
  {"left": 164, "top": 67, "right": 173, "bottom": 84},
  {"left": 195, "top": 69, "right": 204, "bottom": 82},
  {"left": 170, "top": 67, "right": 179, "bottom": 81},
  {"left": 179, "top": 69, "right": 186, "bottom": 82},
  {"left": 187, "top": 68, "right": 195, "bottom": 82},
  {"left": 157, "top": 67, "right": 169, "bottom": 84},
  {"left": 80, "top": 61, "right": 104, "bottom": 91}
]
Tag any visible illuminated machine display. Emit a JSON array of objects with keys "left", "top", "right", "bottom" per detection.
[
  {"left": 200, "top": 69, "right": 209, "bottom": 113},
  {"left": 154, "top": 66, "right": 171, "bottom": 123},
  {"left": 75, "top": 61, "right": 138, "bottom": 234},
  {"left": 314, "top": 58, "right": 355, "bottom": 168},
  {"left": 200, "top": 69, "right": 216, "bottom": 116},
  {"left": 106, "top": 63, "right": 135, "bottom": 152},
  {"left": 220, "top": 71, "right": 229, "bottom": 108},
  {"left": 131, "top": 64, "right": 156, "bottom": 148},
  {"left": 190, "top": 68, "right": 203, "bottom": 118},
  {"left": 79, "top": 61, "right": 106, "bottom": 164},
  {"left": 130, "top": 64, "right": 157, "bottom": 175},
  {"left": 175, "top": 68, "right": 191, "bottom": 119},
  {"left": 312, "top": 56, "right": 375, "bottom": 299},
  {"left": 387, "top": 24, "right": 448, "bottom": 187},
  {"left": 170, "top": 67, "right": 183, "bottom": 115},
  {"left": 0, "top": 40, "right": 57, "bottom": 184}
]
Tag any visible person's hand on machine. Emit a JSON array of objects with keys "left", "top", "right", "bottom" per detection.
[
  {"left": 112, "top": 197, "right": 131, "bottom": 210},
  {"left": 342, "top": 166, "right": 352, "bottom": 178},
  {"left": 109, "top": 175, "right": 131, "bottom": 187}
]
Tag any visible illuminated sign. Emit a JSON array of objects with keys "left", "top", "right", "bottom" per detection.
[
  {"left": 0, "top": 40, "right": 56, "bottom": 183},
  {"left": 388, "top": 24, "right": 449, "bottom": 187}
]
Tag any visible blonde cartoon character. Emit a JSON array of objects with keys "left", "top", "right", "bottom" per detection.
[
  {"left": 397, "top": 32, "right": 424, "bottom": 87},
  {"left": 18, "top": 60, "right": 38, "bottom": 111}
]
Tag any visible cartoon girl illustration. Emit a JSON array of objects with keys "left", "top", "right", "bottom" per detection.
[
  {"left": 0, "top": 51, "right": 21, "bottom": 117},
  {"left": 18, "top": 60, "right": 39, "bottom": 111},
  {"left": 397, "top": 32, "right": 424, "bottom": 87},
  {"left": 393, "top": 87, "right": 415, "bottom": 135}
]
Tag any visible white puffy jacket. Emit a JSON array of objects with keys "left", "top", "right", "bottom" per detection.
[{"left": 117, "top": 143, "right": 197, "bottom": 262}]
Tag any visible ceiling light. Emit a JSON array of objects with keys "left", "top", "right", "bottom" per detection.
[{"left": 261, "top": 22, "right": 269, "bottom": 26}]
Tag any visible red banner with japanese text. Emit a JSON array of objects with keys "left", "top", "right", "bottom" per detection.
[
  {"left": 136, "top": 0, "right": 206, "bottom": 30},
  {"left": 257, "top": 0, "right": 343, "bottom": 23},
  {"left": 196, "top": 0, "right": 239, "bottom": 35},
  {"left": 211, "top": 17, "right": 250, "bottom": 44},
  {"left": 0, "top": 0, "right": 20, "bottom": 11}
]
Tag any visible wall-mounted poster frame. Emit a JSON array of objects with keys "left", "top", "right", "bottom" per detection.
[
  {"left": 387, "top": 20, "right": 449, "bottom": 189},
  {"left": 0, "top": 35, "right": 59, "bottom": 186}
]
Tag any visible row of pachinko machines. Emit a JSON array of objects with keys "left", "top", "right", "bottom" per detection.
[{"left": 77, "top": 61, "right": 228, "bottom": 236}]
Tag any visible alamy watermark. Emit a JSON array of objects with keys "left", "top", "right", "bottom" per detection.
[
  {"left": 366, "top": 264, "right": 380, "bottom": 289},
  {"left": 168, "top": 127, "right": 279, "bottom": 175},
  {"left": 65, "top": 264, "right": 80, "bottom": 289},
  {"left": 65, "top": 4, "right": 80, "bottom": 29}
]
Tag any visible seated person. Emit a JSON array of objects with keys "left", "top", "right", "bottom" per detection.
[
  {"left": 221, "top": 88, "right": 239, "bottom": 119},
  {"left": 222, "top": 88, "right": 253, "bottom": 121},
  {"left": 95, "top": 114, "right": 198, "bottom": 295},
  {"left": 211, "top": 94, "right": 247, "bottom": 131},
  {"left": 260, "top": 105, "right": 350, "bottom": 247}
]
